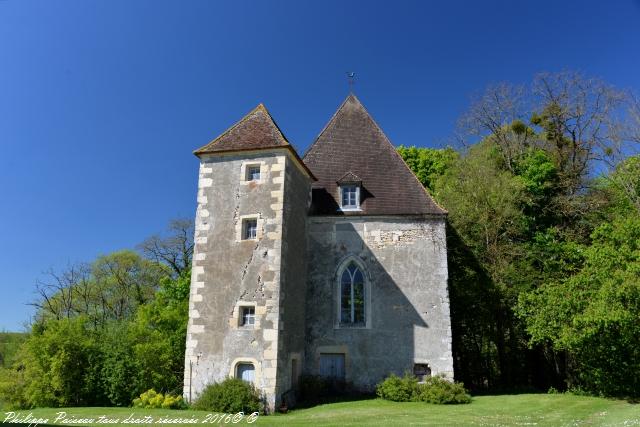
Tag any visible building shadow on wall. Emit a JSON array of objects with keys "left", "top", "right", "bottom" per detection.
[{"left": 302, "top": 221, "right": 429, "bottom": 405}]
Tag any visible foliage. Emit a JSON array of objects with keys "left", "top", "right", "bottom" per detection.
[
  {"left": 128, "top": 269, "right": 190, "bottom": 397},
  {"left": 376, "top": 373, "right": 418, "bottom": 402},
  {"left": 376, "top": 373, "right": 471, "bottom": 404},
  {"left": 0, "top": 366, "right": 28, "bottom": 410},
  {"left": 18, "top": 317, "right": 103, "bottom": 407},
  {"left": 0, "top": 332, "right": 27, "bottom": 369},
  {"left": 0, "top": 220, "right": 192, "bottom": 409},
  {"left": 518, "top": 216, "right": 640, "bottom": 396},
  {"left": 132, "top": 389, "right": 186, "bottom": 409},
  {"left": 32, "top": 250, "right": 168, "bottom": 327},
  {"left": 413, "top": 376, "right": 471, "bottom": 404},
  {"left": 606, "top": 154, "right": 640, "bottom": 214},
  {"left": 397, "top": 146, "right": 458, "bottom": 192},
  {"left": 192, "top": 378, "right": 262, "bottom": 414}
]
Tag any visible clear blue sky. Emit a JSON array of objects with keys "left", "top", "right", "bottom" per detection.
[{"left": 1, "top": 0, "right": 639, "bottom": 331}]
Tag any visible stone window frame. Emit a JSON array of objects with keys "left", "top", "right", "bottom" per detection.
[
  {"left": 334, "top": 255, "right": 371, "bottom": 329},
  {"left": 240, "top": 161, "right": 267, "bottom": 185},
  {"left": 229, "top": 357, "right": 261, "bottom": 387},
  {"left": 241, "top": 306, "right": 255, "bottom": 327},
  {"left": 236, "top": 214, "right": 264, "bottom": 242},
  {"left": 314, "top": 345, "right": 350, "bottom": 382},
  {"left": 230, "top": 301, "right": 262, "bottom": 330},
  {"left": 243, "top": 218, "right": 258, "bottom": 240}
]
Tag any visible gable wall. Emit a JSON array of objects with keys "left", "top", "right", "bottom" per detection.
[{"left": 304, "top": 216, "right": 453, "bottom": 390}]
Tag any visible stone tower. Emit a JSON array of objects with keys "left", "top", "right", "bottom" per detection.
[{"left": 183, "top": 104, "right": 314, "bottom": 410}]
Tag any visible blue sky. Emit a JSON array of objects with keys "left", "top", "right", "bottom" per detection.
[{"left": 1, "top": 0, "right": 639, "bottom": 331}]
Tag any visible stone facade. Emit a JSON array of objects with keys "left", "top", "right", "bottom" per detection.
[
  {"left": 304, "top": 217, "right": 453, "bottom": 391},
  {"left": 184, "top": 96, "right": 454, "bottom": 411}
]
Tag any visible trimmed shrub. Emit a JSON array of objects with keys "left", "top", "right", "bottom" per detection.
[
  {"left": 192, "top": 378, "right": 262, "bottom": 414},
  {"left": 132, "top": 389, "right": 187, "bottom": 409},
  {"left": 414, "top": 376, "right": 471, "bottom": 404},
  {"left": 376, "top": 373, "right": 418, "bottom": 402},
  {"left": 376, "top": 373, "right": 471, "bottom": 404}
]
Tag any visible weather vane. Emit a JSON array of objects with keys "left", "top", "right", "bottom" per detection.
[{"left": 347, "top": 72, "right": 355, "bottom": 92}]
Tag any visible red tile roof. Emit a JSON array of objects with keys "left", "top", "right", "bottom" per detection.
[
  {"left": 194, "top": 104, "right": 289, "bottom": 154},
  {"left": 194, "top": 104, "right": 315, "bottom": 179}
]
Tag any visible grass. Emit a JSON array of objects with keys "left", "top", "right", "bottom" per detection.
[{"left": 5, "top": 394, "right": 639, "bottom": 426}]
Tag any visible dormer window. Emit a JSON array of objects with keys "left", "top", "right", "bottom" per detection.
[
  {"left": 337, "top": 171, "right": 362, "bottom": 211},
  {"left": 341, "top": 185, "right": 360, "bottom": 210}
]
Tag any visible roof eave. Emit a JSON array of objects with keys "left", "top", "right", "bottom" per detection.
[{"left": 194, "top": 145, "right": 317, "bottom": 181}]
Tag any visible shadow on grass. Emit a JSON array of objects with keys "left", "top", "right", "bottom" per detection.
[
  {"left": 290, "top": 392, "right": 377, "bottom": 411},
  {"left": 469, "top": 386, "right": 546, "bottom": 397}
]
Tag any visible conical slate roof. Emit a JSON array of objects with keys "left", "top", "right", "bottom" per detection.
[
  {"left": 194, "top": 104, "right": 290, "bottom": 155},
  {"left": 303, "top": 94, "right": 446, "bottom": 216},
  {"left": 194, "top": 104, "right": 315, "bottom": 179}
]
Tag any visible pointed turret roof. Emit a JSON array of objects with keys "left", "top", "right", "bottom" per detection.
[
  {"left": 195, "top": 103, "right": 315, "bottom": 179},
  {"left": 195, "top": 104, "right": 290, "bottom": 155},
  {"left": 303, "top": 94, "right": 446, "bottom": 216}
]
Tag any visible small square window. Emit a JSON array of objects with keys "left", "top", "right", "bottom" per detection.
[
  {"left": 242, "top": 219, "right": 258, "bottom": 240},
  {"left": 246, "top": 165, "right": 261, "bottom": 181},
  {"left": 341, "top": 185, "right": 359, "bottom": 209},
  {"left": 241, "top": 306, "right": 255, "bottom": 326}
]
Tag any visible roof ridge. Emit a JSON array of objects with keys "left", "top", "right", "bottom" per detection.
[
  {"left": 353, "top": 99, "right": 448, "bottom": 215},
  {"left": 256, "top": 103, "right": 290, "bottom": 147},
  {"left": 302, "top": 93, "right": 359, "bottom": 159}
]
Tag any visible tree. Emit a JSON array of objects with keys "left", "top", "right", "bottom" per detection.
[
  {"left": 457, "top": 83, "right": 535, "bottom": 172},
  {"left": 138, "top": 219, "right": 194, "bottom": 277},
  {"left": 518, "top": 216, "right": 640, "bottom": 396},
  {"left": 396, "top": 146, "right": 458, "bottom": 193},
  {"left": 31, "top": 251, "right": 168, "bottom": 328},
  {"left": 531, "top": 71, "right": 626, "bottom": 196}
]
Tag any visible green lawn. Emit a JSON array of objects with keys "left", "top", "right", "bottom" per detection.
[{"left": 6, "top": 394, "right": 639, "bottom": 426}]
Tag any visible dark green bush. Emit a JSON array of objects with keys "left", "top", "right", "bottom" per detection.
[
  {"left": 376, "top": 373, "right": 418, "bottom": 402},
  {"left": 299, "top": 375, "right": 330, "bottom": 402},
  {"left": 414, "top": 375, "right": 471, "bottom": 404},
  {"left": 192, "top": 378, "right": 262, "bottom": 413}
]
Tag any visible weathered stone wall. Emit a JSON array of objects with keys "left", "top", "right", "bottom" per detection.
[
  {"left": 184, "top": 150, "right": 453, "bottom": 406},
  {"left": 276, "top": 156, "right": 312, "bottom": 400},
  {"left": 184, "top": 152, "right": 288, "bottom": 409},
  {"left": 304, "top": 216, "right": 453, "bottom": 390}
]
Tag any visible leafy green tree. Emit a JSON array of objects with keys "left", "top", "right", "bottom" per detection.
[
  {"left": 518, "top": 216, "right": 640, "bottom": 396},
  {"left": 397, "top": 146, "right": 458, "bottom": 193},
  {"left": 128, "top": 270, "right": 190, "bottom": 397},
  {"left": 20, "top": 317, "right": 102, "bottom": 407}
]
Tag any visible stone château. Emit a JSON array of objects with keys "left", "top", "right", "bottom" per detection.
[{"left": 183, "top": 94, "right": 453, "bottom": 410}]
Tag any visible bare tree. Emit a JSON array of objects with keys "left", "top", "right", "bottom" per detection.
[
  {"left": 457, "top": 83, "right": 536, "bottom": 172},
  {"left": 138, "top": 218, "right": 194, "bottom": 277},
  {"left": 30, "top": 263, "right": 91, "bottom": 322},
  {"left": 532, "top": 71, "right": 627, "bottom": 194}
]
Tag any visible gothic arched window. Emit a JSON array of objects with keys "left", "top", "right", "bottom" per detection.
[{"left": 340, "top": 263, "right": 365, "bottom": 325}]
